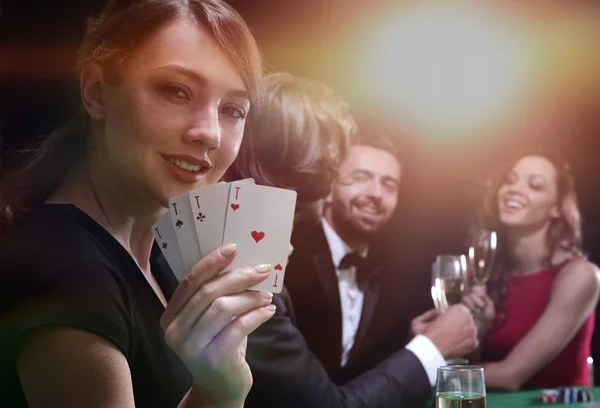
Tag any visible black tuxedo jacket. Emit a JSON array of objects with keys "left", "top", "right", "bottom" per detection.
[
  {"left": 245, "top": 223, "right": 431, "bottom": 408},
  {"left": 284, "top": 222, "right": 395, "bottom": 381}
]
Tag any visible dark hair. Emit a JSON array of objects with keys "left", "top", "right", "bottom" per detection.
[
  {"left": 354, "top": 131, "right": 400, "bottom": 161},
  {"left": 0, "top": 0, "right": 263, "bottom": 234},
  {"left": 474, "top": 151, "right": 582, "bottom": 318},
  {"left": 226, "top": 72, "right": 356, "bottom": 223}
]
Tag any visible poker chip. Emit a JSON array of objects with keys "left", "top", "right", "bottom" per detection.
[
  {"left": 558, "top": 387, "right": 578, "bottom": 403},
  {"left": 539, "top": 389, "right": 559, "bottom": 404},
  {"left": 538, "top": 388, "right": 594, "bottom": 404},
  {"left": 577, "top": 389, "right": 593, "bottom": 402}
]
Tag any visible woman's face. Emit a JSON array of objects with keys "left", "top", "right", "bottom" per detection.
[
  {"left": 97, "top": 16, "right": 249, "bottom": 207},
  {"left": 497, "top": 155, "right": 560, "bottom": 229}
]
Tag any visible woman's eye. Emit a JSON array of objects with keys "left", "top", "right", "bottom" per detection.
[
  {"left": 173, "top": 88, "right": 187, "bottom": 99},
  {"left": 160, "top": 84, "right": 190, "bottom": 101},
  {"left": 221, "top": 105, "right": 247, "bottom": 120},
  {"left": 530, "top": 181, "right": 544, "bottom": 191}
]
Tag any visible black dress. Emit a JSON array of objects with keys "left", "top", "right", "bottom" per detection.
[{"left": 0, "top": 204, "right": 192, "bottom": 407}]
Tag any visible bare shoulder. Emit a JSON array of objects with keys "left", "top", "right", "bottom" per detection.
[
  {"left": 554, "top": 258, "right": 600, "bottom": 300},
  {"left": 18, "top": 327, "right": 134, "bottom": 408},
  {"left": 559, "top": 257, "right": 600, "bottom": 281}
]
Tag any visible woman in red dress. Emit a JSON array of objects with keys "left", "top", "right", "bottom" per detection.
[{"left": 464, "top": 153, "right": 600, "bottom": 390}]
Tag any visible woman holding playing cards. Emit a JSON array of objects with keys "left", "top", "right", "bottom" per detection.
[
  {"left": 463, "top": 152, "right": 600, "bottom": 390},
  {"left": 0, "top": 1, "right": 276, "bottom": 407}
]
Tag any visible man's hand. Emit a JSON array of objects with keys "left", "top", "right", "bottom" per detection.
[
  {"left": 422, "top": 304, "right": 479, "bottom": 359},
  {"left": 409, "top": 308, "right": 443, "bottom": 338}
]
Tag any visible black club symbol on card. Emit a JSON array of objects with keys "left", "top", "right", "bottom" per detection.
[
  {"left": 175, "top": 219, "right": 183, "bottom": 228},
  {"left": 196, "top": 212, "right": 206, "bottom": 222}
]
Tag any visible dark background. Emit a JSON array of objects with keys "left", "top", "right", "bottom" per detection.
[{"left": 2, "top": 0, "right": 600, "bottom": 379}]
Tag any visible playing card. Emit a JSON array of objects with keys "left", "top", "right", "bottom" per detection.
[
  {"left": 168, "top": 191, "right": 202, "bottom": 274},
  {"left": 152, "top": 211, "right": 186, "bottom": 282},
  {"left": 222, "top": 182, "right": 297, "bottom": 293},
  {"left": 189, "top": 179, "right": 255, "bottom": 257}
]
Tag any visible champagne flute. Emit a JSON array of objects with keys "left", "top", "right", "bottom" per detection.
[
  {"left": 436, "top": 366, "right": 486, "bottom": 408},
  {"left": 468, "top": 230, "right": 497, "bottom": 317},
  {"left": 468, "top": 230, "right": 497, "bottom": 285},
  {"left": 432, "top": 256, "right": 469, "bottom": 365},
  {"left": 432, "top": 255, "right": 467, "bottom": 312},
  {"left": 431, "top": 260, "right": 445, "bottom": 311}
]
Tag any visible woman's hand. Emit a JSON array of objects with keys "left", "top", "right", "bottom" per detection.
[
  {"left": 463, "top": 285, "right": 495, "bottom": 334},
  {"left": 160, "top": 243, "right": 275, "bottom": 407}
]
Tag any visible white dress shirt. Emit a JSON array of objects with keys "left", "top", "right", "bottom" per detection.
[
  {"left": 321, "top": 218, "right": 365, "bottom": 367},
  {"left": 320, "top": 218, "right": 446, "bottom": 385}
]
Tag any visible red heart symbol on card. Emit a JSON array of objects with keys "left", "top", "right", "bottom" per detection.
[
  {"left": 274, "top": 264, "right": 283, "bottom": 271},
  {"left": 231, "top": 203, "right": 240, "bottom": 211},
  {"left": 251, "top": 231, "right": 265, "bottom": 243}
]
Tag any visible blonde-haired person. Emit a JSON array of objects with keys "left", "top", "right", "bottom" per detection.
[
  {"left": 227, "top": 73, "right": 478, "bottom": 408},
  {"left": 464, "top": 152, "right": 600, "bottom": 390},
  {"left": 227, "top": 72, "right": 355, "bottom": 225},
  {"left": 0, "top": 1, "right": 274, "bottom": 407}
]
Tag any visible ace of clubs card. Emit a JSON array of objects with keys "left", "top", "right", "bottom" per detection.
[
  {"left": 168, "top": 192, "right": 202, "bottom": 274},
  {"left": 188, "top": 179, "right": 255, "bottom": 257}
]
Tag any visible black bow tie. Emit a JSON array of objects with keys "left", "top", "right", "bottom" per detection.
[{"left": 339, "top": 252, "right": 371, "bottom": 284}]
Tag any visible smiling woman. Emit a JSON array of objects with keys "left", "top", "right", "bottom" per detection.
[
  {"left": 463, "top": 152, "right": 600, "bottom": 391},
  {"left": 88, "top": 15, "right": 253, "bottom": 201},
  {"left": 0, "top": 1, "right": 276, "bottom": 408},
  {"left": 0, "top": 0, "right": 262, "bottom": 229}
]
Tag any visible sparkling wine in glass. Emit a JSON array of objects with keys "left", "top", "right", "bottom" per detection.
[
  {"left": 431, "top": 261, "right": 445, "bottom": 311},
  {"left": 468, "top": 230, "right": 497, "bottom": 285},
  {"left": 436, "top": 366, "right": 486, "bottom": 408},
  {"left": 432, "top": 255, "right": 467, "bottom": 312}
]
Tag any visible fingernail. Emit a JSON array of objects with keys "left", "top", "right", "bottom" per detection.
[
  {"left": 259, "top": 291, "right": 273, "bottom": 299},
  {"left": 254, "top": 264, "right": 271, "bottom": 274},
  {"left": 265, "top": 304, "right": 276, "bottom": 312},
  {"left": 220, "top": 243, "right": 237, "bottom": 256}
]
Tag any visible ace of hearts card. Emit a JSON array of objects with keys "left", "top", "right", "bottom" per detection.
[{"left": 222, "top": 181, "right": 297, "bottom": 293}]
